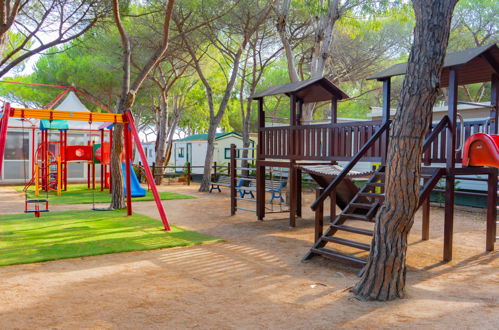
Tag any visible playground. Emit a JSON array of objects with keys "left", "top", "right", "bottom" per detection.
[
  {"left": 0, "top": 183, "right": 497, "bottom": 328},
  {"left": 0, "top": 0, "right": 498, "bottom": 324}
]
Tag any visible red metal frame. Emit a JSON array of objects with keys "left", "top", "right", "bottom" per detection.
[
  {"left": 124, "top": 110, "right": 170, "bottom": 230},
  {"left": 0, "top": 103, "right": 11, "bottom": 176}
]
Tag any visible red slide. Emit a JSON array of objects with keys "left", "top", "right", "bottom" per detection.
[{"left": 462, "top": 133, "right": 499, "bottom": 168}]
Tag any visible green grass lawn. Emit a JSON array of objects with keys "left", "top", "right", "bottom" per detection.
[
  {"left": 15, "top": 184, "right": 194, "bottom": 205},
  {"left": 0, "top": 210, "right": 221, "bottom": 267}
]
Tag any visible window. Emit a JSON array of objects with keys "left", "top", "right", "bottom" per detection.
[
  {"left": 178, "top": 147, "right": 185, "bottom": 158},
  {"left": 4, "top": 132, "right": 29, "bottom": 160},
  {"left": 224, "top": 148, "right": 239, "bottom": 159}
]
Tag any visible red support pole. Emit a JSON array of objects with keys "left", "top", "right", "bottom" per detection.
[
  {"left": 124, "top": 110, "right": 170, "bottom": 230},
  {"left": 0, "top": 103, "right": 12, "bottom": 176},
  {"left": 64, "top": 130, "right": 68, "bottom": 190},
  {"left": 87, "top": 138, "right": 91, "bottom": 189},
  {"left": 109, "top": 129, "right": 113, "bottom": 194},
  {"left": 31, "top": 126, "right": 35, "bottom": 175},
  {"left": 100, "top": 129, "right": 104, "bottom": 191},
  {"left": 124, "top": 123, "right": 132, "bottom": 216}
]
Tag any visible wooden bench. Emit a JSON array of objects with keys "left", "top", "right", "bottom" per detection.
[
  {"left": 240, "top": 178, "right": 287, "bottom": 203},
  {"left": 210, "top": 175, "right": 244, "bottom": 193}
]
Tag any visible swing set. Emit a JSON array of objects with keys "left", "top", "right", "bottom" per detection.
[{"left": 0, "top": 102, "right": 171, "bottom": 231}]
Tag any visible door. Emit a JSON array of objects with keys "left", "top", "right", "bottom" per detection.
[{"left": 186, "top": 143, "right": 192, "bottom": 164}]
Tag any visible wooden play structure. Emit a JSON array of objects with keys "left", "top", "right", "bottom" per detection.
[
  {"left": 0, "top": 102, "right": 170, "bottom": 230},
  {"left": 250, "top": 44, "right": 499, "bottom": 266}
]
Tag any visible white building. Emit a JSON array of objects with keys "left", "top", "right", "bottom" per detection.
[
  {"left": 172, "top": 132, "right": 255, "bottom": 174},
  {"left": 1, "top": 91, "right": 103, "bottom": 184}
]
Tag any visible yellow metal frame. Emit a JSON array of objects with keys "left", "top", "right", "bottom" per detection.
[
  {"left": 57, "top": 156, "right": 62, "bottom": 196},
  {"left": 10, "top": 108, "right": 126, "bottom": 123},
  {"left": 34, "top": 164, "right": 39, "bottom": 196}
]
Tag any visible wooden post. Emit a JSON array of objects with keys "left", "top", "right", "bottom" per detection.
[
  {"left": 331, "top": 98, "right": 337, "bottom": 124},
  {"left": 213, "top": 161, "right": 217, "bottom": 181},
  {"left": 381, "top": 78, "right": 391, "bottom": 164},
  {"left": 444, "top": 67, "right": 458, "bottom": 262},
  {"left": 296, "top": 168, "right": 302, "bottom": 218},
  {"left": 486, "top": 169, "right": 498, "bottom": 251},
  {"left": 315, "top": 188, "right": 324, "bottom": 242},
  {"left": 422, "top": 178, "right": 430, "bottom": 240},
  {"left": 124, "top": 123, "right": 132, "bottom": 216},
  {"left": 491, "top": 74, "right": 498, "bottom": 134},
  {"left": 289, "top": 163, "right": 297, "bottom": 227},
  {"left": 230, "top": 144, "right": 237, "bottom": 216},
  {"left": 186, "top": 162, "right": 191, "bottom": 186},
  {"left": 256, "top": 97, "right": 265, "bottom": 220}
]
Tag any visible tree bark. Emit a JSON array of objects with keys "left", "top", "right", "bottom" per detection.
[
  {"left": 274, "top": 0, "right": 299, "bottom": 83},
  {"left": 353, "top": 0, "right": 458, "bottom": 301},
  {"left": 110, "top": 0, "right": 175, "bottom": 209}
]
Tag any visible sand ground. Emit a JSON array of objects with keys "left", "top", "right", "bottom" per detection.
[{"left": 0, "top": 184, "right": 497, "bottom": 329}]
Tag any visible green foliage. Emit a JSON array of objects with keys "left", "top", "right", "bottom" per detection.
[{"left": 2, "top": 0, "right": 497, "bottom": 136}]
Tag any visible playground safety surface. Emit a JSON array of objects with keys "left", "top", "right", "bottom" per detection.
[{"left": 0, "top": 184, "right": 497, "bottom": 329}]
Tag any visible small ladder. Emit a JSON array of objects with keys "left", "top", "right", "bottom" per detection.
[
  {"left": 303, "top": 166, "right": 443, "bottom": 267},
  {"left": 303, "top": 166, "right": 386, "bottom": 267}
]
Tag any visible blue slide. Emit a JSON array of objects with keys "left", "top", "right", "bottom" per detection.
[{"left": 122, "top": 163, "right": 147, "bottom": 197}]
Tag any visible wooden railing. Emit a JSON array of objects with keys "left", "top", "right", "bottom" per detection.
[
  {"left": 259, "top": 120, "right": 384, "bottom": 162},
  {"left": 423, "top": 117, "right": 492, "bottom": 164},
  {"left": 311, "top": 121, "right": 391, "bottom": 210}
]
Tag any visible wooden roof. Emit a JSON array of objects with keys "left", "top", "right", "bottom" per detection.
[
  {"left": 368, "top": 44, "right": 499, "bottom": 87},
  {"left": 250, "top": 77, "right": 349, "bottom": 102}
]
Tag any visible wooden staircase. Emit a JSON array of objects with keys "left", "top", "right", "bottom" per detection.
[{"left": 303, "top": 166, "right": 445, "bottom": 267}]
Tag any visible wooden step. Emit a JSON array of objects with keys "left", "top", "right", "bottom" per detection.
[
  {"left": 359, "top": 192, "right": 385, "bottom": 200},
  {"left": 341, "top": 213, "right": 372, "bottom": 221},
  {"left": 323, "top": 236, "right": 370, "bottom": 250},
  {"left": 310, "top": 248, "right": 366, "bottom": 267},
  {"left": 349, "top": 202, "right": 376, "bottom": 210},
  {"left": 332, "top": 224, "right": 374, "bottom": 236}
]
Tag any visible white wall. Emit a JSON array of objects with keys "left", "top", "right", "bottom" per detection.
[{"left": 171, "top": 134, "right": 255, "bottom": 175}]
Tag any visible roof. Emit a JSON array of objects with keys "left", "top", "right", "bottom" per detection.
[
  {"left": 40, "top": 91, "right": 92, "bottom": 131},
  {"left": 368, "top": 44, "right": 499, "bottom": 87},
  {"left": 177, "top": 132, "right": 241, "bottom": 142},
  {"left": 250, "top": 77, "right": 349, "bottom": 102}
]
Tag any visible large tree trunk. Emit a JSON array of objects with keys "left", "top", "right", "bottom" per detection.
[
  {"left": 199, "top": 121, "right": 218, "bottom": 191},
  {"left": 275, "top": 0, "right": 299, "bottom": 83},
  {"left": 154, "top": 92, "right": 169, "bottom": 184},
  {"left": 110, "top": 123, "right": 125, "bottom": 209},
  {"left": 109, "top": 0, "right": 175, "bottom": 208},
  {"left": 353, "top": 0, "right": 458, "bottom": 301}
]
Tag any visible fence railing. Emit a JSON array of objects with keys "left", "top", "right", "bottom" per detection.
[
  {"left": 259, "top": 120, "right": 384, "bottom": 162},
  {"left": 138, "top": 162, "right": 229, "bottom": 186},
  {"left": 423, "top": 118, "right": 492, "bottom": 164},
  {"left": 260, "top": 118, "right": 493, "bottom": 164}
]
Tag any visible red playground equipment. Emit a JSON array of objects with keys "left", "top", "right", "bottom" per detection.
[
  {"left": 462, "top": 133, "right": 499, "bottom": 168},
  {"left": 0, "top": 99, "right": 171, "bottom": 231}
]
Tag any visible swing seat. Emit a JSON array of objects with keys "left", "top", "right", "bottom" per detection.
[
  {"left": 25, "top": 199, "right": 49, "bottom": 203},
  {"left": 24, "top": 199, "right": 50, "bottom": 217}
]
